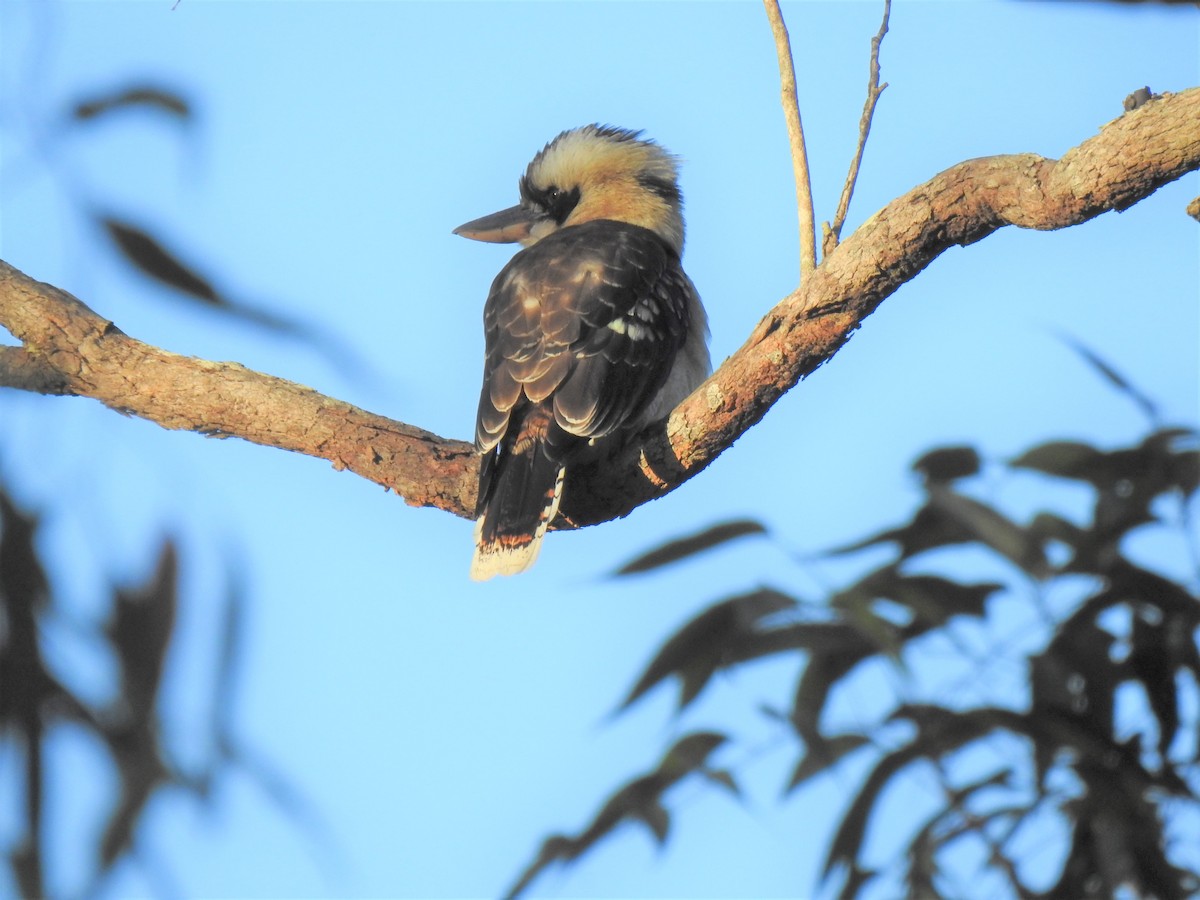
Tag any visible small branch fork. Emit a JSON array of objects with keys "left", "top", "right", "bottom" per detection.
[
  {"left": 826, "top": 0, "right": 891, "bottom": 256},
  {"left": 764, "top": 0, "right": 892, "bottom": 274}
]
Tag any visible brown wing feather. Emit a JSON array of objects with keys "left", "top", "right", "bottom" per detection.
[{"left": 475, "top": 220, "right": 692, "bottom": 457}]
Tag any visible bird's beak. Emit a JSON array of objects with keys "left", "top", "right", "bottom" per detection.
[{"left": 453, "top": 204, "right": 536, "bottom": 244}]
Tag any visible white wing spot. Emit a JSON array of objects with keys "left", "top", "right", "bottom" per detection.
[
  {"left": 626, "top": 322, "right": 649, "bottom": 340},
  {"left": 634, "top": 300, "right": 659, "bottom": 321},
  {"left": 607, "top": 317, "right": 653, "bottom": 340}
]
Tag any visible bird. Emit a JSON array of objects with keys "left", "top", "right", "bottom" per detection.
[{"left": 454, "top": 125, "right": 711, "bottom": 581}]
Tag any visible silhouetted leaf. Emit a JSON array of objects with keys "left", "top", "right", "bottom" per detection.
[
  {"left": 99, "top": 720, "right": 172, "bottom": 867},
  {"left": 785, "top": 733, "right": 870, "bottom": 793},
  {"left": 106, "top": 540, "right": 179, "bottom": 722},
  {"left": 0, "top": 489, "right": 49, "bottom": 612},
  {"left": 829, "top": 567, "right": 1001, "bottom": 661},
  {"left": 834, "top": 863, "right": 875, "bottom": 900},
  {"left": 701, "top": 768, "right": 741, "bottom": 798},
  {"left": 72, "top": 85, "right": 191, "bottom": 123},
  {"left": 211, "top": 564, "right": 247, "bottom": 742},
  {"left": 824, "top": 505, "right": 959, "bottom": 559},
  {"left": 0, "top": 490, "right": 51, "bottom": 899},
  {"left": 659, "top": 731, "right": 727, "bottom": 777},
  {"left": 556, "top": 379, "right": 1198, "bottom": 899},
  {"left": 619, "top": 589, "right": 796, "bottom": 711},
  {"left": 505, "top": 732, "right": 728, "bottom": 899},
  {"left": 824, "top": 743, "right": 919, "bottom": 884},
  {"left": 1028, "top": 511, "right": 1084, "bottom": 548},
  {"left": 1140, "top": 426, "right": 1200, "bottom": 502},
  {"left": 826, "top": 487, "right": 1047, "bottom": 575},
  {"left": 98, "top": 215, "right": 381, "bottom": 382},
  {"left": 1013, "top": 430, "right": 1197, "bottom": 524},
  {"left": 833, "top": 595, "right": 905, "bottom": 663},
  {"left": 1052, "top": 773, "right": 1198, "bottom": 900},
  {"left": 823, "top": 705, "right": 1029, "bottom": 884},
  {"left": 1108, "top": 558, "right": 1199, "bottom": 615},
  {"left": 1030, "top": 608, "right": 1119, "bottom": 773},
  {"left": 885, "top": 573, "right": 1002, "bottom": 628},
  {"left": 0, "top": 489, "right": 93, "bottom": 716},
  {"left": 612, "top": 519, "right": 768, "bottom": 576},
  {"left": 928, "top": 487, "right": 1049, "bottom": 576},
  {"left": 1128, "top": 605, "right": 1179, "bottom": 758},
  {"left": 101, "top": 217, "right": 222, "bottom": 304},
  {"left": 912, "top": 445, "right": 980, "bottom": 484},
  {"left": 1167, "top": 438, "right": 1200, "bottom": 496},
  {"left": 1047, "top": 807, "right": 1107, "bottom": 899},
  {"left": 0, "top": 483, "right": 330, "bottom": 894},
  {"left": 1110, "top": 572, "right": 1200, "bottom": 763},
  {"left": 95, "top": 542, "right": 182, "bottom": 874},
  {"left": 636, "top": 802, "right": 670, "bottom": 845},
  {"left": 1058, "top": 334, "right": 1160, "bottom": 424},
  {"left": 1011, "top": 440, "right": 1105, "bottom": 482},
  {"left": 789, "top": 635, "right": 874, "bottom": 741},
  {"left": 10, "top": 842, "right": 44, "bottom": 900}
]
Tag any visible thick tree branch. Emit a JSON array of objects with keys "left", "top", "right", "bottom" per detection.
[
  {"left": 2, "top": 88, "right": 1198, "bottom": 529},
  {"left": 559, "top": 87, "right": 1200, "bottom": 526},
  {"left": 0, "top": 346, "right": 74, "bottom": 395},
  {"left": 0, "top": 268, "right": 478, "bottom": 511}
]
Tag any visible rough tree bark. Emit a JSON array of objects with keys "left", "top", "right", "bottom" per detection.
[{"left": 2, "top": 87, "right": 1198, "bottom": 529}]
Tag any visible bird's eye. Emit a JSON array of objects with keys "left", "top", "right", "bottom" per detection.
[{"left": 540, "top": 184, "right": 580, "bottom": 223}]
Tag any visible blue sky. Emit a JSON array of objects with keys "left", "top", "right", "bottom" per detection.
[{"left": 1, "top": 1, "right": 1198, "bottom": 898}]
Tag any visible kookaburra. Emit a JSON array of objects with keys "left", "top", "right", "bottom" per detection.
[{"left": 455, "top": 125, "right": 711, "bottom": 581}]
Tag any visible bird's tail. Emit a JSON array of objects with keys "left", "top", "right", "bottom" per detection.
[{"left": 471, "top": 408, "right": 565, "bottom": 581}]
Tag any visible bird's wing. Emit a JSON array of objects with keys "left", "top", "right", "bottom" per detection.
[{"left": 475, "top": 221, "right": 693, "bottom": 454}]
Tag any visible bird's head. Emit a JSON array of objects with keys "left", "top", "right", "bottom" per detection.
[{"left": 454, "top": 125, "right": 685, "bottom": 256}]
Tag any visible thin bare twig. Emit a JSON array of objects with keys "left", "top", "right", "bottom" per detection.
[
  {"left": 824, "top": 0, "right": 891, "bottom": 257},
  {"left": 763, "top": 0, "right": 817, "bottom": 281}
]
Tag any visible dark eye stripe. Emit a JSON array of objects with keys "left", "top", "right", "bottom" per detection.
[
  {"left": 519, "top": 178, "right": 581, "bottom": 224},
  {"left": 636, "top": 174, "right": 681, "bottom": 208},
  {"left": 545, "top": 185, "right": 580, "bottom": 222}
]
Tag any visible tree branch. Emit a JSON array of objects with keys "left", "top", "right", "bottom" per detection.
[
  {"left": 823, "top": 0, "right": 891, "bottom": 257},
  {"left": 0, "top": 267, "right": 478, "bottom": 513},
  {"left": 2, "top": 88, "right": 1198, "bottom": 530},
  {"left": 0, "top": 346, "right": 74, "bottom": 395},
  {"left": 558, "top": 86, "right": 1200, "bottom": 526},
  {"left": 763, "top": 0, "right": 818, "bottom": 280}
]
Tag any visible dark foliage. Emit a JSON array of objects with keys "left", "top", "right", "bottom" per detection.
[
  {"left": 503, "top": 732, "right": 735, "bottom": 899},
  {"left": 0, "top": 483, "right": 315, "bottom": 897},
  {"left": 3, "top": 71, "right": 368, "bottom": 899},
  {"left": 509, "top": 362, "right": 1200, "bottom": 898},
  {"left": 71, "top": 84, "right": 192, "bottom": 123},
  {"left": 610, "top": 519, "right": 769, "bottom": 576},
  {"left": 2, "top": 77, "right": 350, "bottom": 894},
  {"left": 52, "top": 82, "right": 374, "bottom": 378}
]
